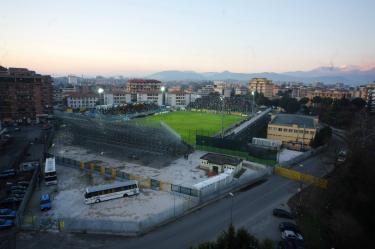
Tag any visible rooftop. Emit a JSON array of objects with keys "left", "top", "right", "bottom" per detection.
[
  {"left": 270, "top": 114, "right": 316, "bottom": 129},
  {"left": 128, "top": 79, "right": 161, "bottom": 84},
  {"left": 200, "top": 153, "right": 242, "bottom": 166}
]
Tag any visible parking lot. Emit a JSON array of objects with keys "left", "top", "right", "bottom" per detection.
[{"left": 22, "top": 164, "right": 192, "bottom": 233}]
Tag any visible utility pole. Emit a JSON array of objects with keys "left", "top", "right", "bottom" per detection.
[
  {"left": 229, "top": 192, "right": 234, "bottom": 225},
  {"left": 221, "top": 96, "right": 224, "bottom": 138},
  {"left": 251, "top": 91, "right": 255, "bottom": 116}
]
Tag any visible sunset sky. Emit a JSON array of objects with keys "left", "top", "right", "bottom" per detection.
[{"left": 1, "top": 0, "right": 374, "bottom": 76}]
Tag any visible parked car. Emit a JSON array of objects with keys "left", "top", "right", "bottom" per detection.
[
  {"left": 8, "top": 189, "right": 26, "bottom": 195},
  {"left": 40, "top": 194, "right": 52, "bottom": 211},
  {"left": 276, "top": 240, "right": 296, "bottom": 249},
  {"left": 19, "top": 161, "right": 38, "bottom": 173},
  {"left": 273, "top": 208, "right": 294, "bottom": 219},
  {"left": 17, "top": 181, "right": 30, "bottom": 187},
  {"left": 0, "top": 169, "right": 16, "bottom": 179},
  {"left": 281, "top": 230, "right": 304, "bottom": 241},
  {"left": 337, "top": 150, "right": 347, "bottom": 163},
  {"left": 8, "top": 193, "right": 25, "bottom": 199},
  {"left": 8, "top": 185, "right": 27, "bottom": 191},
  {"left": 279, "top": 222, "right": 300, "bottom": 233},
  {"left": 0, "top": 209, "right": 16, "bottom": 219},
  {"left": 0, "top": 218, "right": 14, "bottom": 229},
  {"left": 0, "top": 197, "right": 22, "bottom": 205}
]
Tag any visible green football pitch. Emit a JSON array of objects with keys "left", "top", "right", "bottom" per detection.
[{"left": 132, "top": 111, "right": 244, "bottom": 144}]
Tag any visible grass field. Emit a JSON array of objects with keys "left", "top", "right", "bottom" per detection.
[{"left": 132, "top": 111, "right": 244, "bottom": 144}]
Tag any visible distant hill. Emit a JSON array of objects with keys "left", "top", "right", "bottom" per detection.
[{"left": 148, "top": 66, "right": 375, "bottom": 85}]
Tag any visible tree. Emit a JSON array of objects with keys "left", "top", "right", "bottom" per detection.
[
  {"left": 312, "top": 96, "right": 322, "bottom": 104},
  {"left": 299, "top": 97, "right": 309, "bottom": 105},
  {"left": 351, "top": 97, "right": 367, "bottom": 110},
  {"left": 310, "top": 125, "right": 332, "bottom": 148},
  {"left": 189, "top": 225, "right": 273, "bottom": 249},
  {"left": 285, "top": 98, "right": 300, "bottom": 113}
]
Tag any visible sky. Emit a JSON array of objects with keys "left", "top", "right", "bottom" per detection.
[{"left": 1, "top": 0, "right": 375, "bottom": 76}]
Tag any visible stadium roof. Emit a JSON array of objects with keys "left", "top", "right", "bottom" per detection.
[
  {"left": 270, "top": 114, "right": 316, "bottom": 129},
  {"left": 200, "top": 153, "right": 242, "bottom": 166}
]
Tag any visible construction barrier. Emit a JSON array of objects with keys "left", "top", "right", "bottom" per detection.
[{"left": 274, "top": 166, "right": 328, "bottom": 188}]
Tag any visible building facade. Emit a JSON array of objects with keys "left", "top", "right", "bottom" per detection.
[
  {"left": 267, "top": 114, "right": 318, "bottom": 151},
  {"left": 66, "top": 94, "right": 98, "bottom": 109},
  {"left": 166, "top": 92, "right": 192, "bottom": 107},
  {"left": 127, "top": 79, "right": 161, "bottom": 94},
  {"left": 0, "top": 66, "right": 53, "bottom": 122},
  {"left": 200, "top": 153, "right": 243, "bottom": 174},
  {"left": 197, "top": 84, "right": 215, "bottom": 96},
  {"left": 306, "top": 89, "right": 351, "bottom": 100},
  {"left": 248, "top": 78, "right": 273, "bottom": 98},
  {"left": 103, "top": 92, "right": 132, "bottom": 105}
]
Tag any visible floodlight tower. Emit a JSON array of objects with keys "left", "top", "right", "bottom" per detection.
[
  {"left": 160, "top": 86, "right": 166, "bottom": 106},
  {"left": 220, "top": 96, "right": 224, "bottom": 138},
  {"left": 97, "top": 87, "right": 104, "bottom": 105}
]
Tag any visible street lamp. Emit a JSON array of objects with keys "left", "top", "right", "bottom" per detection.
[
  {"left": 251, "top": 91, "right": 255, "bottom": 116},
  {"left": 229, "top": 192, "right": 234, "bottom": 225}
]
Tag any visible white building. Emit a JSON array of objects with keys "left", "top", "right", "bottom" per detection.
[
  {"left": 136, "top": 92, "right": 163, "bottom": 105},
  {"left": 166, "top": 92, "right": 192, "bottom": 107},
  {"left": 200, "top": 153, "right": 243, "bottom": 174},
  {"left": 197, "top": 85, "right": 214, "bottom": 96},
  {"left": 67, "top": 94, "right": 98, "bottom": 109},
  {"left": 235, "top": 87, "right": 248, "bottom": 95},
  {"left": 68, "top": 75, "right": 78, "bottom": 85},
  {"left": 103, "top": 93, "right": 132, "bottom": 105}
]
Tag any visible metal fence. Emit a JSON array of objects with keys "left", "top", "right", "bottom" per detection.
[
  {"left": 21, "top": 191, "right": 199, "bottom": 235},
  {"left": 21, "top": 155, "right": 270, "bottom": 235}
]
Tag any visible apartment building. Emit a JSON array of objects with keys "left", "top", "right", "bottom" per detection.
[
  {"left": 0, "top": 66, "right": 53, "bottom": 122},
  {"left": 103, "top": 92, "right": 132, "bottom": 105},
  {"left": 66, "top": 93, "right": 98, "bottom": 109},
  {"left": 307, "top": 89, "right": 351, "bottom": 100},
  {"left": 127, "top": 79, "right": 161, "bottom": 94},
  {"left": 248, "top": 78, "right": 273, "bottom": 98},
  {"left": 166, "top": 92, "right": 192, "bottom": 107}
]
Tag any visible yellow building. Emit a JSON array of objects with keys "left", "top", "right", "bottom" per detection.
[
  {"left": 267, "top": 114, "right": 318, "bottom": 151},
  {"left": 306, "top": 89, "right": 351, "bottom": 100},
  {"left": 248, "top": 78, "right": 273, "bottom": 98}
]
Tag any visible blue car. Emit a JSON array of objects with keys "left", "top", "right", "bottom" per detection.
[
  {"left": 0, "top": 209, "right": 16, "bottom": 219},
  {"left": 0, "top": 218, "right": 14, "bottom": 229},
  {"left": 40, "top": 194, "right": 52, "bottom": 211}
]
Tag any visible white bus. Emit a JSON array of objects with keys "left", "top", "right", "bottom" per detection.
[
  {"left": 84, "top": 180, "right": 139, "bottom": 204},
  {"left": 44, "top": 157, "right": 57, "bottom": 186}
]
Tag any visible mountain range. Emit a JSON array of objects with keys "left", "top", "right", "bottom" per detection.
[{"left": 148, "top": 66, "right": 375, "bottom": 85}]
